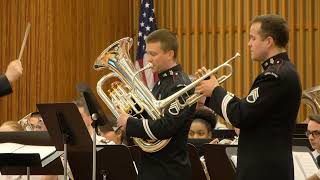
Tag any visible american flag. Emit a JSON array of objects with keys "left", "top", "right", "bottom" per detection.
[{"left": 135, "top": 0, "right": 158, "bottom": 89}]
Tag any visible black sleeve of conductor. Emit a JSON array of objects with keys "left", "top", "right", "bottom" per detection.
[{"left": 0, "top": 75, "right": 13, "bottom": 97}]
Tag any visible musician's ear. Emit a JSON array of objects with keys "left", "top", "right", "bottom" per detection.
[
  {"left": 166, "top": 50, "right": 174, "bottom": 59},
  {"left": 264, "top": 36, "right": 274, "bottom": 48}
]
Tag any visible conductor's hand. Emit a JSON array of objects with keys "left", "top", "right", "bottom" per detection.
[
  {"left": 5, "top": 60, "right": 23, "bottom": 83},
  {"left": 116, "top": 106, "right": 129, "bottom": 131},
  {"left": 195, "top": 67, "right": 219, "bottom": 97}
]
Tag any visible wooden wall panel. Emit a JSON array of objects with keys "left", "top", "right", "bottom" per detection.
[
  {"left": 132, "top": 0, "right": 320, "bottom": 122},
  {"left": 0, "top": 0, "right": 130, "bottom": 124}
]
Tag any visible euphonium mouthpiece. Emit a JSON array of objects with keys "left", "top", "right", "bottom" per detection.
[
  {"left": 133, "top": 63, "right": 153, "bottom": 82},
  {"left": 142, "top": 63, "right": 153, "bottom": 70}
]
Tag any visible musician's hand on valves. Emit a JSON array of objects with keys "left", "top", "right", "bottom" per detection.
[
  {"left": 116, "top": 106, "right": 129, "bottom": 131},
  {"left": 195, "top": 67, "right": 219, "bottom": 97}
]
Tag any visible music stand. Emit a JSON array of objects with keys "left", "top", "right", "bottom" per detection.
[
  {"left": 37, "top": 103, "right": 93, "bottom": 180},
  {"left": 294, "top": 123, "right": 308, "bottom": 138},
  {"left": 203, "top": 144, "right": 237, "bottom": 180},
  {"left": 187, "top": 138, "right": 212, "bottom": 156},
  {"left": 67, "top": 145, "right": 137, "bottom": 180},
  {"left": 212, "top": 129, "right": 237, "bottom": 140},
  {"left": 0, "top": 131, "right": 52, "bottom": 145},
  {"left": 76, "top": 83, "right": 112, "bottom": 180},
  {"left": 0, "top": 132, "right": 63, "bottom": 177},
  {"left": 187, "top": 143, "right": 207, "bottom": 180},
  {"left": 1, "top": 158, "right": 63, "bottom": 175},
  {"left": 0, "top": 153, "right": 40, "bottom": 180}
]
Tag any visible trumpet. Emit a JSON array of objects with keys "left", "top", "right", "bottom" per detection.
[{"left": 156, "top": 52, "right": 240, "bottom": 108}]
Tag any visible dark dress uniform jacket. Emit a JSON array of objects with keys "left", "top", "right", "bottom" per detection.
[
  {"left": 206, "top": 52, "right": 301, "bottom": 180},
  {"left": 0, "top": 75, "right": 12, "bottom": 97},
  {"left": 126, "top": 64, "right": 195, "bottom": 180}
]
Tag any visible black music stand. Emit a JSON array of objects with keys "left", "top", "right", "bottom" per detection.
[
  {"left": 187, "top": 143, "right": 207, "bottom": 180},
  {"left": 76, "top": 83, "right": 109, "bottom": 128},
  {"left": 203, "top": 144, "right": 237, "bottom": 180},
  {"left": 188, "top": 138, "right": 212, "bottom": 156},
  {"left": 77, "top": 83, "right": 113, "bottom": 180},
  {"left": 68, "top": 145, "right": 137, "bottom": 180},
  {"left": 37, "top": 103, "right": 137, "bottom": 180},
  {"left": 0, "top": 153, "right": 40, "bottom": 179},
  {"left": 294, "top": 123, "right": 307, "bottom": 136},
  {"left": 37, "top": 103, "right": 93, "bottom": 151},
  {"left": 212, "top": 129, "right": 237, "bottom": 140},
  {"left": 1, "top": 158, "right": 63, "bottom": 175},
  {"left": 0, "top": 132, "right": 63, "bottom": 176},
  {"left": 37, "top": 103, "right": 93, "bottom": 179},
  {"left": 0, "top": 131, "right": 52, "bottom": 145}
]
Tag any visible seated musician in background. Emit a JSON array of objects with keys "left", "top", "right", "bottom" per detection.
[
  {"left": 99, "top": 124, "right": 123, "bottom": 145},
  {"left": 74, "top": 96, "right": 115, "bottom": 145},
  {"left": 0, "top": 59, "right": 23, "bottom": 97},
  {"left": 305, "top": 114, "right": 320, "bottom": 180},
  {"left": 196, "top": 95, "right": 227, "bottom": 129},
  {"left": 215, "top": 127, "right": 240, "bottom": 145},
  {"left": 195, "top": 14, "right": 301, "bottom": 180},
  {"left": 188, "top": 108, "right": 217, "bottom": 180},
  {"left": 18, "top": 112, "right": 47, "bottom": 131},
  {"left": 188, "top": 107, "right": 217, "bottom": 140},
  {"left": 116, "top": 29, "right": 195, "bottom": 180},
  {"left": 306, "top": 114, "right": 320, "bottom": 163},
  {"left": 0, "top": 121, "right": 24, "bottom": 131},
  {"left": 189, "top": 107, "right": 239, "bottom": 144},
  {"left": 27, "top": 112, "right": 47, "bottom": 131}
]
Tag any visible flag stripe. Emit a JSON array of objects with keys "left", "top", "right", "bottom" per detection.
[{"left": 135, "top": 0, "right": 158, "bottom": 89}]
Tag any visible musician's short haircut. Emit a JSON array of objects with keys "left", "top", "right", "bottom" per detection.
[
  {"left": 251, "top": 14, "right": 289, "bottom": 48},
  {"left": 308, "top": 114, "right": 320, "bottom": 124},
  {"left": 146, "top": 29, "right": 178, "bottom": 58},
  {"left": 30, "top": 112, "right": 41, "bottom": 119},
  {"left": 192, "top": 108, "right": 217, "bottom": 132}
]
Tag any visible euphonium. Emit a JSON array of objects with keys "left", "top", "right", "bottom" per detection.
[
  {"left": 301, "top": 85, "right": 320, "bottom": 114},
  {"left": 94, "top": 37, "right": 240, "bottom": 152}
]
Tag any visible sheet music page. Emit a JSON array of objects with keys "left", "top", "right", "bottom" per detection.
[
  {"left": 231, "top": 155, "right": 237, "bottom": 167},
  {"left": 293, "top": 152, "right": 307, "bottom": 179},
  {"left": 293, "top": 151, "right": 318, "bottom": 178},
  {"left": 227, "top": 151, "right": 317, "bottom": 179},
  {"left": 0, "top": 143, "right": 24, "bottom": 153},
  {"left": 14, "top": 145, "right": 56, "bottom": 160}
]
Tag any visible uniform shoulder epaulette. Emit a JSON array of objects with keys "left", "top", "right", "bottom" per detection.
[
  {"left": 263, "top": 71, "right": 279, "bottom": 78},
  {"left": 263, "top": 65, "right": 280, "bottom": 79}
]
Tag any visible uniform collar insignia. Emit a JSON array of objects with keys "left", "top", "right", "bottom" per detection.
[
  {"left": 261, "top": 52, "right": 289, "bottom": 71},
  {"left": 158, "top": 64, "right": 182, "bottom": 79}
]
